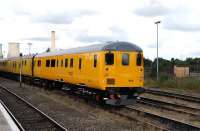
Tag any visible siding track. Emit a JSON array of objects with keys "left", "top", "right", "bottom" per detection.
[{"left": 0, "top": 86, "right": 67, "bottom": 131}]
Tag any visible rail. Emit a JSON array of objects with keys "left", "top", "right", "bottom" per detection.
[{"left": 0, "top": 85, "right": 67, "bottom": 131}]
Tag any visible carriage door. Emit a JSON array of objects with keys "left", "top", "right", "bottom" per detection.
[{"left": 104, "top": 52, "right": 116, "bottom": 86}]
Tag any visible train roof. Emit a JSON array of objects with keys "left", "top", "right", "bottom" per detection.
[
  {"left": 12, "top": 55, "right": 34, "bottom": 59},
  {"left": 0, "top": 55, "right": 34, "bottom": 61},
  {"left": 36, "top": 41, "right": 142, "bottom": 57}
]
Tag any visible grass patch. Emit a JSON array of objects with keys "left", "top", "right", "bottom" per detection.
[{"left": 145, "top": 76, "right": 200, "bottom": 93}]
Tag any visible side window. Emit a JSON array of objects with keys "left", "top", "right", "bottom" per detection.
[
  {"left": 105, "top": 53, "right": 114, "bottom": 65},
  {"left": 136, "top": 53, "right": 142, "bottom": 66},
  {"left": 122, "top": 53, "right": 129, "bottom": 65},
  {"left": 51, "top": 59, "right": 55, "bottom": 67},
  {"left": 61, "top": 60, "right": 63, "bottom": 67},
  {"left": 65, "top": 59, "right": 68, "bottom": 67},
  {"left": 94, "top": 55, "right": 97, "bottom": 67},
  {"left": 70, "top": 58, "right": 73, "bottom": 68},
  {"left": 79, "top": 58, "right": 82, "bottom": 69},
  {"left": 46, "top": 60, "right": 50, "bottom": 67}
]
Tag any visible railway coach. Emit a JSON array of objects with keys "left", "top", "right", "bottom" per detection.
[{"left": 0, "top": 41, "right": 144, "bottom": 105}]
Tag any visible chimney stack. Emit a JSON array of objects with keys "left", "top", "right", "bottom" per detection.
[{"left": 51, "top": 31, "right": 56, "bottom": 51}]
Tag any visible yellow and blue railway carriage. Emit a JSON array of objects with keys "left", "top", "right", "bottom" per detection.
[{"left": 34, "top": 41, "right": 144, "bottom": 105}]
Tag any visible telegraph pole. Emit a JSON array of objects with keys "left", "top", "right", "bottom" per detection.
[{"left": 155, "top": 21, "right": 161, "bottom": 81}]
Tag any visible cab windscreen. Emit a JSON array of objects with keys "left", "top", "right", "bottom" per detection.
[
  {"left": 105, "top": 53, "right": 114, "bottom": 65},
  {"left": 137, "top": 53, "right": 142, "bottom": 66}
]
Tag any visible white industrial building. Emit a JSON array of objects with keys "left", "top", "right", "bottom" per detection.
[{"left": 7, "top": 42, "right": 20, "bottom": 58}]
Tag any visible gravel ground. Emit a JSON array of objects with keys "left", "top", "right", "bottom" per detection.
[{"left": 0, "top": 77, "right": 157, "bottom": 131}]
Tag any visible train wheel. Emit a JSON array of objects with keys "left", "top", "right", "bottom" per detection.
[
  {"left": 39, "top": 80, "right": 43, "bottom": 87},
  {"left": 95, "top": 94, "right": 105, "bottom": 105}
]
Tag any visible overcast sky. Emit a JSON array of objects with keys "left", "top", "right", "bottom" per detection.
[{"left": 0, "top": 0, "right": 200, "bottom": 60}]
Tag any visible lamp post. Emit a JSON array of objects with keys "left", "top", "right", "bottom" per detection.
[
  {"left": 155, "top": 21, "right": 161, "bottom": 81},
  {"left": 19, "top": 53, "right": 22, "bottom": 87}
]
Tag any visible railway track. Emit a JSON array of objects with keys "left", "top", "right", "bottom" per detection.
[
  {"left": 0, "top": 77, "right": 200, "bottom": 131},
  {"left": 125, "top": 105, "right": 200, "bottom": 131},
  {"left": 102, "top": 88, "right": 200, "bottom": 131},
  {"left": 0, "top": 86, "right": 67, "bottom": 131},
  {"left": 108, "top": 107, "right": 169, "bottom": 131},
  {"left": 60, "top": 88, "right": 200, "bottom": 131},
  {"left": 126, "top": 88, "right": 200, "bottom": 131},
  {"left": 139, "top": 97, "right": 200, "bottom": 117},
  {"left": 145, "top": 88, "right": 200, "bottom": 103}
]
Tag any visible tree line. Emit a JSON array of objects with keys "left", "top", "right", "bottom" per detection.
[{"left": 144, "top": 57, "right": 200, "bottom": 77}]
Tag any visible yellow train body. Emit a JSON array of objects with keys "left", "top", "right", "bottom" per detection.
[
  {"left": 0, "top": 57, "right": 33, "bottom": 76},
  {"left": 0, "top": 41, "right": 144, "bottom": 105},
  {"left": 34, "top": 51, "right": 143, "bottom": 90}
]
